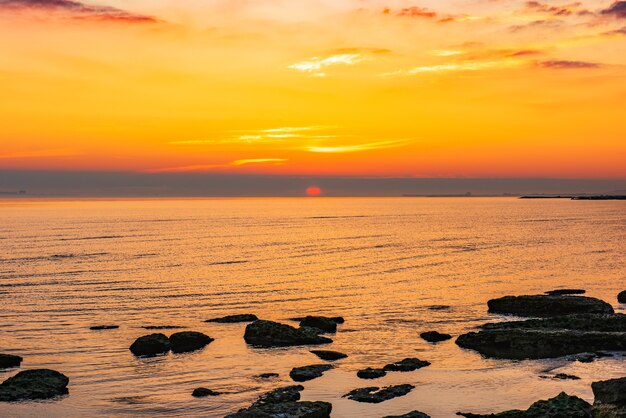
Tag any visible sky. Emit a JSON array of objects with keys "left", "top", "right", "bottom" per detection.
[{"left": 0, "top": 0, "right": 625, "bottom": 184}]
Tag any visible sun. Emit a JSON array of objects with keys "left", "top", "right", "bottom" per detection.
[{"left": 306, "top": 186, "right": 322, "bottom": 196}]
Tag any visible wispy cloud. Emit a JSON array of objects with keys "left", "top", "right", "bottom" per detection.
[
  {"left": 601, "top": 1, "right": 626, "bottom": 18},
  {"left": 148, "top": 158, "right": 287, "bottom": 173},
  {"left": 384, "top": 59, "right": 521, "bottom": 76},
  {"left": 304, "top": 139, "right": 408, "bottom": 153},
  {"left": 170, "top": 126, "right": 335, "bottom": 145},
  {"left": 0, "top": 0, "right": 159, "bottom": 24},
  {"left": 537, "top": 59, "right": 601, "bottom": 69},
  {"left": 289, "top": 54, "right": 362, "bottom": 76}
]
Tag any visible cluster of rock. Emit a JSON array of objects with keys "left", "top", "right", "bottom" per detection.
[
  {"left": 225, "top": 385, "right": 332, "bottom": 418},
  {"left": 357, "top": 357, "right": 431, "bottom": 379},
  {"left": 243, "top": 319, "right": 334, "bottom": 347},
  {"left": 343, "top": 384, "right": 415, "bottom": 403},
  {"left": 0, "top": 369, "right": 69, "bottom": 402},
  {"left": 456, "top": 293, "right": 626, "bottom": 360},
  {"left": 129, "top": 331, "right": 213, "bottom": 356}
]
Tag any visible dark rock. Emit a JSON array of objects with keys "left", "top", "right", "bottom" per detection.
[
  {"left": 142, "top": 325, "right": 185, "bottom": 330},
  {"left": 310, "top": 350, "right": 347, "bottom": 361},
  {"left": 571, "top": 352, "right": 597, "bottom": 363},
  {"left": 540, "top": 373, "right": 580, "bottom": 380},
  {"left": 428, "top": 305, "right": 451, "bottom": 311},
  {"left": 244, "top": 320, "right": 333, "bottom": 347},
  {"left": 592, "top": 404, "right": 626, "bottom": 417},
  {"left": 226, "top": 401, "right": 332, "bottom": 418},
  {"left": 481, "top": 314, "right": 626, "bottom": 332},
  {"left": 384, "top": 412, "right": 431, "bottom": 418},
  {"left": 457, "top": 392, "right": 592, "bottom": 417},
  {"left": 592, "top": 377, "right": 626, "bottom": 406},
  {"left": 357, "top": 367, "right": 387, "bottom": 379},
  {"left": 256, "top": 373, "right": 279, "bottom": 379},
  {"left": 192, "top": 387, "right": 220, "bottom": 397},
  {"left": 205, "top": 314, "right": 258, "bottom": 323},
  {"left": 253, "top": 385, "right": 304, "bottom": 406},
  {"left": 456, "top": 329, "right": 626, "bottom": 360},
  {"left": 290, "top": 364, "right": 333, "bottom": 382},
  {"left": 343, "top": 384, "right": 415, "bottom": 403},
  {"left": 169, "top": 331, "right": 214, "bottom": 353},
  {"left": 0, "top": 369, "right": 69, "bottom": 402},
  {"left": 487, "top": 295, "right": 614, "bottom": 317},
  {"left": 420, "top": 331, "right": 452, "bottom": 343},
  {"left": 290, "top": 316, "right": 344, "bottom": 324},
  {"left": 619, "top": 291, "right": 626, "bottom": 304},
  {"left": 129, "top": 333, "right": 171, "bottom": 357},
  {"left": 299, "top": 316, "right": 337, "bottom": 333},
  {"left": 0, "top": 354, "right": 22, "bottom": 369},
  {"left": 383, "top": 357, "right": 431, "bottom": 372},
  {"left": 89, "top": 325, "right": 119, "bottom": 330},
  {"left": 546, "top": 289, "right": 586, "bottom": 295}
]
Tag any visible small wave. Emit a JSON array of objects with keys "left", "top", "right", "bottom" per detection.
[
  {"left": 209, "top": 260, "right": 249, "bottom": 265},
  {"left": 60, "top": 235, "right": 127, "bottom": 241}
]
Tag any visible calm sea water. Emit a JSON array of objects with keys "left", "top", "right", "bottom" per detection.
[{"left": 0, "top": 197, "right": 625, "bottom": 417}]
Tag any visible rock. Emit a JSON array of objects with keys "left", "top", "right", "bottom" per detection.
[
  {"left": 290, "top": 365, "right": 333, "bottom": 382},
  {"left": 384, "top": 412, "right": 431, "bottom": 418},
  {"left": 428, "top": 305, "right": 451, "bottom": 311},
  {"left": 192, "top": 387, "right": 220, "bottom": 397},
  {"left": 343, "top": 384, "right": 415, "bottom": 403},
  {"left": 299, "top": 316, "right": 338, "bottom": 333},
  {"left": 89, "top": 325, "right": 119, "bottom": 330},
  {"left": 357, "top": 367, "right": 387, "bottom": 379},
  {"left": 458, "top": 392, "right": 591, "bottom": 417},
  {"left": 546, "top": 289, "right": 586, "bottom": 295},
  {"left": 420, "top": 331, "right": 452, "bottom": 343},
  {"left": 456, "top": 329, "right": 626, "bottom": 360},
  {"left": 487, "top": 295, "right": 614, "bottom": 317},
  {"left": 619, "top": 291, "right": 626, "bottom": 304},
  {"left": 0, "top": 354, "right": 22, "bottom": 369},
  {"left": 0, "top": 369, "right": 69, "bottom": 402},
  {"left": 244, "top": 320, "right": 333, "bottom": 347},
  {"left": 481, "top": 314, "right": 626, "bottom": 332},
  {"left": 253, "top": 385, "right": 304, "bottom": 406},
  {"left": 226, "top": 401, "right": 332, "bottom": 418},
  {"left": 572, "top": 352, "right": 597, "bottom": 363},
  {"left": 291, "top": 316, "right": 344, "bottom": 324},
  {"left": 592, "top": 377, "right": 626, "bottom": 406},
  {"left": 383, "top": 358, "right": 431, "bottom": 372},
  {"left": 256, "top": 373, "right": 279, "bottom": 379},
  {"left": 129, "top": 333, "right": 171, "bottom": 357},
  {"left": 592, "top": 403, "right": 626, "bottom": 418},
  {"left": 310, "top": 350, "right": 348, "bottom": 361},
  {"left": 169, "top": 331, "right": 214, "bottom": 353},
  {"left": 205, "top": 314, "right": 258, "bottom": 323},
  {"left": 555, "top": 373, "right": 581, "bottom": 380}
]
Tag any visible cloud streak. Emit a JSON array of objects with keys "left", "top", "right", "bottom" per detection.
[{"left": 148, "top": 158, "right": 288, "bottom": 173}]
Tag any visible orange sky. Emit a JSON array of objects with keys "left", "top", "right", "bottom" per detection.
[{"left": 0, "top": 0, "right": 625, "bottom": 178}]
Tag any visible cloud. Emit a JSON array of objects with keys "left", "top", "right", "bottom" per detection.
[
  {"left": 304, "top": 139, "right": 408, "bottom": 153},
  {"left": 601, "top": 1, "right": 626, "bottom": 18},
  {"left": 289, "top": 54, "right": 363, "bottom": 76},
  {"left": 382, "top": 5, "right": 458, "bottom": 23},
  {"left": 524, "top": 1, "right": 588, "bottom": 17},
  {"left": 509, "top": 19, "right": 564, "bottom": 32},
  {"left": 0, "top": 0, "right": 159, "bottom": 23},
  {"left": 170, "top": 127, "right": 335, "bottom": 145},
  {"left": 149, "top": 158, "right": 287, "bottom": 173},
  {"left": 385, "top": 59, "right": 521, "bottom": 76},
  {"left": 537, "top": 60, "right": 601, "bottom": 69}
]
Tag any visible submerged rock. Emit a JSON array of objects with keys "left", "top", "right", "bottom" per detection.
[
  {"left": 384, "top": 412, "right": 431, "bottom": 418},
  {"left": 226, "top": 401, "right": 332, "bottom": 418},
  {"left": 420, "top": 331, "right": 452, "bottom": 343},
  {"left": 299, "top": 316, "right": 338, "bottom": 333},
  {"left": 546, "top": 289, "right": 586, "bottom": 295},
  {"left": 0, "top": 369, "right": 69, "bottom": 402},
  {"left": 0, "top": 354, "right": 22, "bottom": 369},
  {"left": 290, "top": 364, "right": 333, "bottom": 382},
  {"left": 383, "top": 357, "right": 431, "bottom": 372},
  {"left": 539, "top": 373, "right": 581, "bottom": 380},
  {"left": 310, "top": 350, "right": 348, "bottom": 361},
  {"left": 456, "top": 328, "right": 626, "bottom": 359},
  {"left": 192, "top": 387, "right": 221, "bottom": 397},
  {"left": 457, "top": 392, "right": 592, "bottom": 417},
  {"left": 619, "top": 291, "right": 626, "bottom": 304},
  {"left": 428, "top": 305, "right": 451, "bottom": 311},
  {"left": 343, "top": 384, "right": 415, "bottom": 403},
  {"left": 89, "top": 325, "right": 119, "bottom": 330},
  {"left": 142, "top": 325, "right": 185, "bottom": 330},
  {"left": 357, "top": 367, "right": 387, "bottom": 379},
  {"left": 487, "top": 295, "right": 614, "bottom": 317},
  {"left": 253, "top": 385, "right": 304, "bottom": 406},
  {"left": 244, "top": 320, "right": 332, "bottom": 347},
  {"left": 481, "top": 314, "right": 626, "bottom": 332},
  {"left": 256, "top": 373, "right": 279, "bottom": 379},
  {"left": 205, "top": 314, "right": 258, "bottom": 323},
  {"left": 129, "top": 333, "right": 171, "bottom": 357},
  {"left": 169, "top": 331, "right": 214, "bottom": 353}
]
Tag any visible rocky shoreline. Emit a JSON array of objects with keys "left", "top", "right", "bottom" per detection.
[{"left": 1, "top": 290, "right": 625, "bottom": 417}]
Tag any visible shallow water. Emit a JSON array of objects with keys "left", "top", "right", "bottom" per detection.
[{"left": 0, "top": 197, "right": 625, "bottom": 417}]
